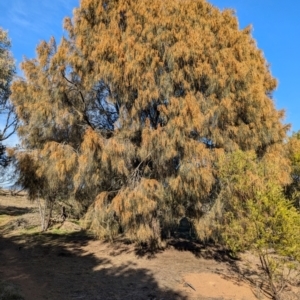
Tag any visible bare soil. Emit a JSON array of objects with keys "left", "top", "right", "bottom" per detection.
[{"left": 0, "top": 195, "right": 299, "bottom": 300}]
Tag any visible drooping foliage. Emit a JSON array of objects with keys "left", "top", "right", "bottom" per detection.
[{"left": 11, "top": 0, "right": 290, "bottom": 243}]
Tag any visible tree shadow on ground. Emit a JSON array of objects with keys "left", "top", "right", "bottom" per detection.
[
  {"left": 134, "top": 243, "right": 165, "bottom": 259},
  {"left": 167, "top": 238, "right": 237, "bottom": 262},
  {"left": 134, "top": 237, "right": 237, "bottom": 263},
  {"left": 0, "top": 205, "right": 35, "bottom": 216},
  {"left": 0, "top": 231, "right": 187, "bottom": 300}
]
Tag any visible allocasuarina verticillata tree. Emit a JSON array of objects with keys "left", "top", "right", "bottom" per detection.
[{"left": 11, "top": 0, "right": 290, "bottom": 245}]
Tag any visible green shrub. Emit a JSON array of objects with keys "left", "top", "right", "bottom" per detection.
[{"left": 219, "top": 150, "right": 300, "bottom": 299}]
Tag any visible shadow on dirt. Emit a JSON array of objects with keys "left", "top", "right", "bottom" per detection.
[
  {"left": 0, "top": 205, "right": 36, "bottom": 216},
  {"left": 0, "top": 231, "right": 187, "bottom": 300},
  {"left": 167, "top": 239, "right": 238, "bottom": 262},
  {"left": 134, "top": 237, "right": 238, "bottom": 263},
  {"left": 134, "top": 244, "right": 164, "bottom": 259}
]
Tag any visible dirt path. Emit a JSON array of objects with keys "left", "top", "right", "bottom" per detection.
[{"left": 0, "top": 195, "right": 299, "bottom": 300}]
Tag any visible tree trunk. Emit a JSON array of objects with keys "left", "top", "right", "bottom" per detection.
[
  {"left": 44, "top": 199, "right": 54, "bottom": 231},
  {"left": 37, "top": 196, "right": 54, "bottom": 231},
  {"left": 37, "top": 196, "right": 45, "bottom": 231}
]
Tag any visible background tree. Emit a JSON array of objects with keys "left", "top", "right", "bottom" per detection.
[
  {"left": 0, "top": 27, "right": 16, "bottom": 189},
  {"left": 11, "top": 0, "right": 290, "bottom": 243}
]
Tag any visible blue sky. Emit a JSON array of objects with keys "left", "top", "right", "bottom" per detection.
[{"left": 0, "top": 0, "right": 299, "bottom": 145}]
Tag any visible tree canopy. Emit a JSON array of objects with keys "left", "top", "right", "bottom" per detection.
[{"left": 11, "top": 0, "right": 291, "bottom": 244}]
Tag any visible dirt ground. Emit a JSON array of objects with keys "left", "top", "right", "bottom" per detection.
[{"left": 0, "top": 194, "right": 299, "bottom": 300}]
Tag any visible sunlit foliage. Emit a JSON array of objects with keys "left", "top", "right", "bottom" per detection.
[{"left": 11, "top": 0, "right": 290, "bottom": 244}]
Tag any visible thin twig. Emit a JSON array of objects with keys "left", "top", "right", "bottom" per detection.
[{"left": 184, "top": 282, "right": 196, "bottom": 291}]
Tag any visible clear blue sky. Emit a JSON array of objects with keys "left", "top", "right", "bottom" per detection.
[{"left": 0, "top": 0, "right": 299, "bottom": 146}]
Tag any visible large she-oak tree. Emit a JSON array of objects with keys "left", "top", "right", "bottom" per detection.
[{"left": 11, "top": 0, "right": 290, "bottom": 244}]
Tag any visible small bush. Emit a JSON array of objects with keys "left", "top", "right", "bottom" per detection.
[{"left": 219, "top": 150, "right": 300, "bottom": 299}]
